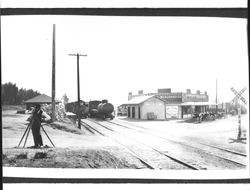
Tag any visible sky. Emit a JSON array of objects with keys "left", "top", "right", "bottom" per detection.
[{"left": 1, "top": 15, "right": 248, "bottom": 107}]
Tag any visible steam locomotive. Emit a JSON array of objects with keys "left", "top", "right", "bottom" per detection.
[
  {"left": 65, "top": 99, "right": 114, "bottom": 120},
  {"left": 65, "top": 100, "right": 89, "bottom": 118},
  {"left": 88, "top": 99, "right": 114, "bottom": 120}
]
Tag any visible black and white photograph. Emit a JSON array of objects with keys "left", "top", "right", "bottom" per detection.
[{"left": 1, "top": 0, "right": 249, "bottom": 182}]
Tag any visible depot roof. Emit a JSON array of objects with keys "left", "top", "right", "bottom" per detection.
[
  {"left": 24, "top": 94, "right": 60, "bottom": 104},
  {"left": 124, "top": 95, "right": 165, "bottom": 105}
]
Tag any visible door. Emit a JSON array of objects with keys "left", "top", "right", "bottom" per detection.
[
  {"left": 132, "top": 107, "right": 135, "bottom": 118},
  {"left": 138, "top": 107, "right": 141, "bottom": 119},
  {"left": 128, "top": 107, "right": 131, "bottom": 117}
]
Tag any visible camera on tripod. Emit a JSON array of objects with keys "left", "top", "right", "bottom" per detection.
[{"left": 17, "top": 104, "right": 55, "bottom": 148}]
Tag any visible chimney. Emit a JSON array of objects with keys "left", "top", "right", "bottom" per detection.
[
  {"left": 197, "top": 90, "right": 200, "bottom": 95},
  {"left": 138, "top": 90, "right": 143, "bottom": 95},
  {"left": 186, "top": 89, "right": 191, "bottom": 94},
  {"left": 128, "top": 92, "right": 132, "bottom": 100}
]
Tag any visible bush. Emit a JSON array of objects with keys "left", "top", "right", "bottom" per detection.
[{"left": 42, "top": 103, "right": 66, "bottom": 122}]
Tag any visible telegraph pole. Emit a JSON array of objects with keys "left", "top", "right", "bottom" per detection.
[
  {"left": 69, "top": 53, "right": 87, "bottom": 129},
  {"left": 51, "top": 24, "right": 56, "bottom": 121},
  {"left": 215, "top": 78, "right": 218, "bottom": 113}
]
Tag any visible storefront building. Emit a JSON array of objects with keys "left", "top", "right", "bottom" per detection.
[{"left": 126, "top": 88, "right": 215, "bottom": 119}]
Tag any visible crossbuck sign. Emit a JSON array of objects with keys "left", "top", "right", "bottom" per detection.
[
  {"left": 230, "top": 87, "right": 247, "bottom": 105},
  {"left": 230, "top": 87, "right": 247, "bottom": 140}
]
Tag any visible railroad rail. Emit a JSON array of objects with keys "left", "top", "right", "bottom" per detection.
[
  {"left": 199, "top": 142, "right": 247, "bottom": 157},
  {"left": 108, "top": 120, "right": 247, "bottom": 158},
  {"left": 81, "top": 120, "right": 156, "bottom": 169},
  {"left": 107, "top": 120, "right": 247, "bottom": 168},
  {"left": 81, "top": 119, "right": 200, "bottom": 170}
]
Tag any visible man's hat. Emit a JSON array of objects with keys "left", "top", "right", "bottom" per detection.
[{"left": 35, "top": 104, "right": 41, "bottom": 109}]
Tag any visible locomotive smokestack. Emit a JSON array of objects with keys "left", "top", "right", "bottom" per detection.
[{"left": 102, "top": 99, "right": 108, "bottom": 103}]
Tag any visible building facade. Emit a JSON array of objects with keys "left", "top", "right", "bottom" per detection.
[
  {"left": 129, "top": 88, "right": 208, "bottom": 103},
  {"left": 126, "top": 88, "right": 213, "bottom": 119},
  {"left": 126, "top": 96, "right": 166, "bottom": 120}
]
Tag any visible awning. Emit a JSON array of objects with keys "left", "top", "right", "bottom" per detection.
[{"left": 180, "top": 102, "right": 217, "bottom": 106}]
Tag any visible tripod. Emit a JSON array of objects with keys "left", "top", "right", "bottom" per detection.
[{"left": 18, "top": 122, "right": 55, "bottom": 148}]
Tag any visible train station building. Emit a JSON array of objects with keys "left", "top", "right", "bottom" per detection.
[
  {"left": 24, "top": 94, "right": 61, "bottom": 110},
  {"left": 125, "top": 95, "right": 166, "bottom": 120},
  {"left": 125, "top": 88, "right": 216, "bottom": 120}
]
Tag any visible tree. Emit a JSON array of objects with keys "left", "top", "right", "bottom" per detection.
[
  {"left": 1, "top": 82, "right": 18, "bottom": 105},
  {"left": 1, "top": 82, "right": 41, "bottom": 105},
  {"left": 62, "top": 93, "right": 69, "bottom": 105}
]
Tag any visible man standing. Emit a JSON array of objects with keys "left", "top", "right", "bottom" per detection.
[{"left": 30, "top": 104, "right": 51, "bottom": 148}]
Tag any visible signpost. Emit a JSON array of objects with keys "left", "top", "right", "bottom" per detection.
[{"left": 230, "top": 87, "right": 247, "bottom": 140}]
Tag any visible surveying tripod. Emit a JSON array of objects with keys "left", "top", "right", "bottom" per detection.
[{"left": 17, "top": 122, "right": 55, "bottom": 148}]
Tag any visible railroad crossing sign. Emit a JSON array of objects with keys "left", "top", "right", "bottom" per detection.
[
  {"left": 230, "top": 87, "right": 247, "bottom": 105},
  {"left": 230, "top": 87, "right": 247, "bottom": 141}
]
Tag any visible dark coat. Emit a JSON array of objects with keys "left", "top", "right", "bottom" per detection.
[{"left": 30, "top": 109, "right": 43, "bottom": 147}]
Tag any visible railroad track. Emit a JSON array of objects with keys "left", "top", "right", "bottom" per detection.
[
  {"left": 106, "top": 120, "right": 247, "bottom": 168},
  {"left": 108, "top": 120, "right": 247, "bottom": 158},
  {"left": 199, "top": 143, "right": 247, "bottom": 157},
  {"left": 81, "top": 120, "right": 155, "bottom": 169},
  {"left": 81, "top": 119, "right": 201, "bottom": 170}
]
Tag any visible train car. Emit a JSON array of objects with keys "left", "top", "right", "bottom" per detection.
[
  {"left": 88, "top": 100, "right": 102, "bottom": 118},
  {"left": 65, "top": 100, "right": 89, "bottom": 118},
  {"left": 89, "top": 99, "right": 114, "bottom": 119}
]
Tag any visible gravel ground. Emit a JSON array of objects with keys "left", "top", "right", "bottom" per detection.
[
  {"left": 116, "top": 115, "right": 248, "bottom": 154},
  {"left": 2, "top": 108, "right": 145, "bottom": 168}
]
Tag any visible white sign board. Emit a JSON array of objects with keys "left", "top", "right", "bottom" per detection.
[{"left": 166, "top": 106, "right": 178, "bottom": 119}]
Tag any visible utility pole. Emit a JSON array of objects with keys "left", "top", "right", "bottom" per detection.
[
  {"left": 215, "top": 78, "right": 218, "bottom": 113},
  {"left": 51, "top": 24, "right": 56, "bottom": 121},
  {"left": 69, "top": 53, "right": 87, "bottom": 129}
]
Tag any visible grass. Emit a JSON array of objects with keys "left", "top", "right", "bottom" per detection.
[
  {"left": 2, "top": 105, "right": 26, "bottom": 111},
  {"left": 49, "top": 120, "right": 84, "bottom": 135}
]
